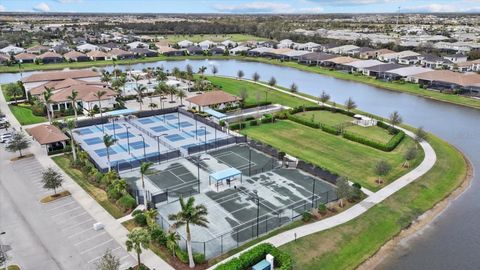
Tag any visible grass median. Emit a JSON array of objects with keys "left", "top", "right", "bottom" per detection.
[
  {"left": 278, "top": 134, "right": 468, "bottom": 270},
  {"left": 8, "top": 104, "right": 48, "bottom": 125}
]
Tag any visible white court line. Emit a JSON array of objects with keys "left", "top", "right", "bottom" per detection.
[
  {"left": 46, "top": 200, "right": 75, "bottom": 211},
  {"left": 87, "top": 246, "right": 121, "bottom": 264},
  {"left": 68, "top": 227, "right": 93, "bottom": 239},
  {"left": 80, "top": 239, "right": 113, "bottom": 254},
  {"left": 74, "top": 231, "right": 107, "bottom": 246},
  {"left": 62, "top": 218, "right": 94, "bottom": 232},
  {"left": 50, "top": 206, "right": 81, "bottom": 218}
]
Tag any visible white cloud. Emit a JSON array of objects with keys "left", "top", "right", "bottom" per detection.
[
  {"left": 213, "top": 1, "right": 324, "bottom": 13},
  {"left": 0, "top": 5, "right": 5, "bottom": 12},
  {"left": 404, "top": 4, "right": 480, "bottom": 12},
  {"left": 33, "top": 2, "right": 50, "bottom": 12}
]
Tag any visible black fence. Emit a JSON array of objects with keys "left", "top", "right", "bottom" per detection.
[
  {"left": 296, "top": 161, "right": 339, "bottom": 185},
  {"left": 133, "top": 107, "right": 178, "bottom": 118},
  {"left": 247, "top": 139, "right": 280, "bottom": 158},
  {"left": 187, "top": 136, "right": 247, "bottom": 155},
  {"left": 157, "top": 189, "right": 338, "bottom": 259},
  {"left": 178, "top": 108, "right": 223, "bottom": 131},
  {"left": 113, "top": 149, "right": 181, "bottom": 173},
  {"left": 75, "top": 117, "right": 109, "bottom": 128}
]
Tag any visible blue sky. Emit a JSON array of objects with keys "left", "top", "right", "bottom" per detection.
[{"left": 1, "top": 0, "right": 479, "bottom": 13}]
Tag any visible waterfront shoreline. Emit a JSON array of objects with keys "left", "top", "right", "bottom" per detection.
[{"left": 357, "top": 149, "right": 474, "bottom": 270}]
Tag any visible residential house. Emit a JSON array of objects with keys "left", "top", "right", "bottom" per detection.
[
  {"left": 177, "top": 40, "right": 194, "bottom": 48},
  {"left": 0, "top": 45, "right": 25, "bottom": 55},
  {"left": 344, "top": 60, "right": 384, "bottom": 73},
  {"left": 157, "top": 46, "right": 184, "bottom": 56},
  {"left": 360, "top": 48, "right": 394, "bottom": 60},
  {"left": 210, "top": 47, "right": 225, "bottom": 55},
  {"left": 26, "top": 45, "right": 50, "bottom": 54},
  {"left": 37, "top": 52, "right": 64, "bottom": 64},
  {"left": 444, "top": 54, "right": 468, "bottom": 64},
  {"left": 63, "top": 51, "right": 90, "bottom": 62},
  {"left": 385, "top": 66, "right": 432, "bottom": 82},
  {"left": 130, "top": 48, "right": 158, "bottom": 57},
  {"left": 51, "top": 43, "right": 71, "bottom": 54},
  {"left": 77, "top": 43, "right": 99, "bottom": 53},
  {"left": 363, "top": 63, "right": 404, "bottom": 78},
  {"left": 418, "top": 55, "right": 453, "bottom": 69},
  {"left": 0, "top": 54, "right": 9, "bottom": 65},
  {"left": 277, "top": 39, "right": 294, "bottom": 49},
  {"left": 14, "top": 52, "right": 36, "bottom": 63},
  {"left": 455, "top": 59, "right": 480, "bottom": 72},
  {"left": 295, "top": 42, "right": 321, "bottom": 52},
  {"left": 378, "top": 50, "right": 420, "bottom": 63},
  {"left": 322, "top": 56, "right": 357, "bottom": 69},
  {"left": 199, "top": 40, "right": 216, "bottom": 50},
  {"left": 410, "top": 70, "right": 480, "bottom": 95},
  {"left": 328, "top": 45, "right": 360, "bottom": 55},
  {"left": 185, "top": 90, "right": 241, "bottom": 111},
  {"left": 100, "top": 42, "right": 122, "bottom": 51},
  {"left": 186, "top": 46, "right": 204, "bottom": 56},
  {"left": 258, "top": 41, "right": 278, "bottom": 49},
  {"left": 247, "top": 47, "right": 274, "bottom": 57},
  {"left": 221, "top": 40, "right": 237, "bottom": 48},
  {"left": 109, "top": 48, "right": 135, "bottom": 60},
  {"left": 229, "top": 45, "right": 249, "bottom": 56},
  {"left": 87, "top": 50, "right": 111, "bottom": 61},
  {"left": 348, "top": 47, "right": 375, "bottom": 58},
  {"left": 298, "top": 52, "right": 336, "bottom": 66},
  {"left": 127, "top": 41, "right": 149, "bottom": 49}
]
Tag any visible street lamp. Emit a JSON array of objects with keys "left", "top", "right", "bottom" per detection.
[
  {"left": 112, "top": 117, "right": 117, "bottom": 138},
  {"left": 177, "top": 110, "right": 181, "bottom": 131},
  {"left": 200, "top": 126, "right": 207, "bottom": 152},
  {"left": 139, "top": 134, "right": 146, "bottom": 160},
  {"left": 123, "top": 124, "right": 131, "bottom": 154},
  {"left": 154, "top": 133, "right": 168, "bottom": 164},
  {"left": 252, "top": 191, "right": 260, "bottom": 238},
  {"left": 310, "top": 176, "right": 316, "bottom": 208},
  {"left": 195, "top": 155, "right": 210, "bottom": 192},
  {"left": 195, "top": 116, "right": 198, "bottom": 140},
  {"left": 248, "top": 148, "right": 252, "bottom": 176}
]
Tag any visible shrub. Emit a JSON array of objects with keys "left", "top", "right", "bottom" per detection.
[
  {"left": 175, "top": 249, "right": 189, "bottom": 264},
  {"left": 107, "top": 186, "right": 123, "bottom": 201},
  {"left": 229, "top": 122, "right": 246, "bottom": 130},
  {"left": 116, "top": 194, "right": 136, "bottom": 212},
  {"left": 342, "top": 130, "right": 405, "bottom": 152},
  {"left": 150, "top": 227, "right": 166, "bottom": 245},
  {"left": 352, "top": 182, "right": 362, "bottom": 189},
  {"left": 287, "top": 114, "right": 320, "bottom": 129},
  {"left": 318, "top": 204, "right": 327, "bottom": 214},
  {"left": 219, "top": 120, "right": 226, "bottom": 127},
  {"left": 245, "top": 116, "right": 255, "bottom": 121},
  {"left": 193, "top": 253, "right": 206, "bottom": 264},
  {"left": 133, "top": 212, "right": 148, "bottom": 226},
  {"left": 250, "top": 120, "right": 258, "bottom": 126},
  {"left": 214, "top": 243, "right": 292, "bottom": 270},
  {"left": 321, "top": 124, "right": 341, "bottom": 135},
  {"left": 274, "top": 111, "right": 289, "bottom": 120},
  {"left": 131, "top": 209, "right": 143, "bottom": 216},
  {"left": 302, "top": 212, "right": 314, "bottom": 222}
]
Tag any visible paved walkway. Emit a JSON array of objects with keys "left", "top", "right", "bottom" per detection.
[
  {"left": 0, "top": 86, "right": 174, "bottom": 270},
  {"left": 207, "top": 77, "right": 437, "bottom": 269}
]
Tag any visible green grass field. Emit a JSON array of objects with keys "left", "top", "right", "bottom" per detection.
[
  {"left": 205, "top": 75, "right": 315, "bottom": 108},
  {"left": 241, "top": 120, "right": 423, "bottom": 191},
  {"left": 8, "top": 104, "right": 47, "bottom": 125},
  {"left": 163, "top": 33, "right": 268, "bottom": 43},
  {"left": 279, "top": 134, "right": 468, "bottom": 270}
]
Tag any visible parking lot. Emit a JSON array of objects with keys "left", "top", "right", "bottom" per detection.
[{"left": 12, "top": 157, "right": 136, "bottom": 270}]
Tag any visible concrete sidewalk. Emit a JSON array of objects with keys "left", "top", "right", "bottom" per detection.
[
  {"left": 207, "top": 78, "right": 437, "bottom": 270},
  {"left": 0, "top": 86, "right": 175, "bottom": 270}
]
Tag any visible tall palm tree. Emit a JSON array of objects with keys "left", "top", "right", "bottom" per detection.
[
  {"left": 140, "top": 162, "right": 153, "bottom": 208},
  {"left": 156, "top": 71, "right": 167, "bottom": 82},
  {"left": 134, "top": 84, "right": 147, "bottom": 110},
  {"left": 43, "top": 86, "right": 54, "bottom": 123},
  {"left": 101, "top": 71, "right": 112, "bottom": 83},
  {"left": 94, "top": 90, "right": 107, "bottom": 118},
  {"left": 145, "top": 208, "right": 159, "bottom": 229},
  {"left": 154, "top": 82, "right": 168, "bottom": 108},
  {"left": 177, "top": 89, "right": 187, "bottom": 106},
  {"left": 67, "top": 89, "right": 79, "bottom": 120},
  {"left": 65, "top": 119, "right": 77, "bottom": 161},
  {"left": 126, "top": 228, "right": 150, "bottom": 270},
  {"left": 168, "top": 197, "right": 209, "bottom": 268},
  {"left": 132, "top": 74, "right": 142, "bottom": 87},
  {"left": 103, "top": 134, "right": 118, "bottom": 172},
  {"left": 168, "top": 86, "right": 178, "bottom": 103}
]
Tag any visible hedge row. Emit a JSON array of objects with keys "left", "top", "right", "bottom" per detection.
[
  {"left": 47, "top": 145, "right": 72, "bottom": 156},
  {"left": 287, "top": 114, "right": 341, "bottom": 135},
  {"left": 214, "top": 243, "right": 292, "bottom": 270},
  {"left": 343, "top": 130, "right": 405, "bottom": 152},
  {"left": 290, "top": 105, "right": 355, "bottom": 117}
]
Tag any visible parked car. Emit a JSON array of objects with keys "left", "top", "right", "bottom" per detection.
[{"left": 0, "top": 133, "right": 12, "bottom": 143}]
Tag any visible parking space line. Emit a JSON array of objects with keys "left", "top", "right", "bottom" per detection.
[
  {"left": 80, "top": 239, "right": 113, "bottom": 254},
  {"left": 68, "top": 227, "right": 92, "bottom": 239},
  {"left": 62, "top": 218, "right": 94, "bottom": 231},
  {"left": 74, "top": 231, "right": 106, "bottom": 246},
  {"left": 46, "top": 200, "right": 75, "bottom": 211},
  {"left": 51, "top": 206, "right": 81, "bottom": 218},
  {"left": 119, "top": 254, "right": 131, "bottom": 261},
  {"left": 87, "top": 246, "right": 121, "bottom": 264},
  {"left": 63, "top": 211, "right": 89, "bottom": 221}
]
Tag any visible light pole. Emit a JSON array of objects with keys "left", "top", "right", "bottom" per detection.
[
  {"left": 200, "top": 126, "right": 207, "bottom": 152},
  {"left": 214, "top": 126, "right": 217, "bottom": 149},
  {"left": 310, "top": 176, "right": 316, "bottom": 208},
  {"left": 253, "top": 191, "right": 260, "bottom": 237},
  {"left": 154, "top": 133, "right": 168, "bottom": 164},
  {"left": 177, "top": 110, "right": 181, "bottom": 130},
  {"left": 249, "top": 148, "right": 252, "bottom": 176},
  {"left": 123, "top": 124, "right": 131, "bottom": 154},
  {"left": 196, "top": 155, "right": 210, "bottom": 192},
  {"left": 195, "top": 116, "right": 198, "bottom": 140},
  {"left": 139, "top": 134, "right": 146, "bottom": 160},
  {"left": 112, "top": 117, "right": 117, "bottom": 138}
]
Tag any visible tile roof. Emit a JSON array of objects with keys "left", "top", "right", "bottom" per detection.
[
  {"left": 186, "top": 90, "right": 240, "bottom": 106},
  {"left": 22, "top": 70, "right": 100, "bottom": 83},
  {"left": 26, "top": 124, "right": 69, "bottom": 145}
]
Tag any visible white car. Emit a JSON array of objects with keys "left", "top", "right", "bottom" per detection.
[{"left": 0, "top": 133, "right": 12, "bottom": 143}]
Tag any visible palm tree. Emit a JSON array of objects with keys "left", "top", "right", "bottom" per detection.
[
  {"left": 165, "top": 231, "right": 180, "bottom": 258},
  {"left": 94, "top": 90, "right": 107, "bottom": 118},
  {"left": 185, "top": 65, "right": 193, "bottom": 77},
  {"left": 140, "top": 162, "right": 153, "bottom": 208},
  {"left": 177, "top": 89, "right": 187, "bottom": 106},
  {"left": 43, "top": 86, "right": 54, "bottom": 123},
  {"left": 168, "top": 86, "right": 178, "bottom": 103},
  {"left": 237, "top": 70, "right": 244, "bottom": 80},
  {"left": 345, "top": 97, "right": 357, "bottom": 112},
  {"left": 134, "top": 84, "right": 147, "bottom": 110},
  {"left": 65, "top": 119, "right": 77, "bottom": 161},
  {"left": 154, "top": 82, "right": 168, "bottom": 108},
  {"left": 290, "top": 83, "right": 298, "bottom": 93},
  {"left": 67, "top": 89, "right": 79, "bottom": 120},
  {"left": 212, "top": 65, "right": 218, "bottom": 76},
  {"left": 268, "top": 76, "right": 276, "bottom": 87},
  {"left": 101, "top": 71, "right": 112, "bottom": 83},
  {"left": 132, "top": 74, "right": 142, "bottom": 87},
  {"left": 156, "top": 71, "right": 167, "bottom": 82},
  {"left": 103, "top": 134, "right": 118, "bottom": 172},
  {"left": 252, "top": 72, "right": 260, "bottom": 82},
  {"left": 126, "top": 228, "right": 151, "bottom": 270},
  {"left": 198, "top": 66, "right": 207, "bottom": 78},
  {"left": 389, "top": 111, "right": 402, "bottom": 129},
  {"left": 168, "top": 197, "right": 209, "bottom": 268},
  {"left": 145, "top": 208, "right": 159, "bottom": 229},
  {"left": 319, "top": 91, "right": 330, "bottom": 105}
]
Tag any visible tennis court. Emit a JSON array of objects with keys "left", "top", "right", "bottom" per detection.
[{"left": 145, "top": 162, "right": 198, "bottom": 195}]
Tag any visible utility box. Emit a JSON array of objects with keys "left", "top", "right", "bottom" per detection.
[
  {"left": 93, "top": 222, "right": 105, "bottom": 231},
  {"left": 266, "top": 254, "right": 274, "bottom": 270}
]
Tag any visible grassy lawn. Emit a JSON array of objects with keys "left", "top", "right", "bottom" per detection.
[
  {"left": 344, "top": 125, "right": 394, "bottom": 144},
  {"left": 8, "top": 104, "right": 48, "bottom": 125},
  {"left": 205, "top": 75, "right": 315, "bottom": 108},
  {"left": 241, "top": 120, "right": 423, "bottom": 191},
  {"left": 279, "top": 134, "right": 468, "bottom": 270},
  {"left": 52, "top": 155, "right": 126, "bottom": 219},
  {"left": 163, "top": 33, "right": 268, "bottom": 43}
]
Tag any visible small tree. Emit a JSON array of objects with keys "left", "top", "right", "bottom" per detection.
[
  {"left": 42, "top": 167, "right": 64, "bottom": 195},
  {"left": 145, "top": 208, "right": 159, "bottom": 229},
  {"left": 389, "top": 111, "right": 402, "bottom": 129},
  {"left": 6, "top": 132, "right": 30, "bottom": 157},
  {"left": 403, "top": 147, "right": 418, "bottom": 168},
  {"left": 134, "top": 85, "right": 147, "bottom": 111},
  {"left": 336, "top": 177, "right": 351, "bottom": 208},
  {"left": 237, "top": 70, "right": 244, "bottom": 80},
  {"left": 268, "top": 76, "right": 276, "bottom": 87},
  {"left": 319, "top": 91, "right": 330, "bottom": 105},
  {"left": 375, "top": 160, "right": 391, "bottom": 184},
  {"left": 166, "top": 231, "right": 180, "bottom": 258},
  {"left": 95, "top": 249, "right": 120, "bottom": 270},
  {"left": 252, "top": 72, "right": 260, "bottom": 82},
  {"left": 290, "top": 83, "right": 298, "bottom": 93},
  {"left": 126, "top": 228, "right": 151, "bottom": 270},
  {"left": 140, "top": 162, "right": 153, "bottom": 208},
  {"left": 415, "top": 126, "right": 428, "bottom": 146},
  {"left": 43, "top": 86, "right": 54, "bottom": 123},
  {"left": 239, "top": 88, "right": 248, "bottom": 107},
  {"left": 65, "top": 119, "right": 77, "bottom": 161},
  {"left": 345, "top": 97, "right": 356, "bottom": 112},
  {"left": 67, "top": 89, "right": 79, "bottom": 120},
  {"left": 211, "top": 65, "right": 218, "bottom": 76},
  {"left": 103, "top": 134, "right": 118, "bottom": 172}
]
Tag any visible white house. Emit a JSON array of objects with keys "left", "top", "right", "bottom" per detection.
[
  {"left": 178, "top": 40, "right": 194, "bottom": 48},
  {"left": 77, "top": 43, "right": 99, "bottom": 52},
  {"left": 278, "top": 39, "right": 294, "bottom": 49},
  {"left": 229, "top": 45, "right": 250, "bottom": 55},
  {"left": 199, "top": 40, "right": 216, "bottom": 50},
  {"left": 221, "top": 40, "right": 237, "bottom": 48},
  {"left": 0, "top": 45, "right": 25, "bottom": 55},
  {"left": 127, "top": 41, "right": 149, "bottom": 49}
]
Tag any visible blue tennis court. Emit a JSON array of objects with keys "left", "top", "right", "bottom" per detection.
[
  {"left": 76, "top": 128, "right": 93, "bottom": 135},
  {"left": 115, "top": 132, "right": 135, "bottom": 139},
  {"left": 181, "top": 143, "right": 199, "bottom": 149},
  {"left": 166, "top": 134, "right": 185, "bottom": 142},
  {"left": 104, "top": 123, "right": 122, "bottom": 130},
  {"left": 165, "top": 114, "right": 177, "bottom": 120},
  {"left": 150, "top": 125, "right": 169, "bottom": 133},
  {"left": 84, "top": 137, "right": 103, "bottom": 145},
  {"left": 178, "top": 121, "right": 193, "bottom": 128},
  {"left": 130, "top": 141, "right": 149, "bottom": 150},
  {"left": 194, "top": 129, "right": 210, "bottom": 136},
  {"left": 94, "top": 148, "right": 117, "bottom": 157},
  {"left": 138, "top": 118, "right": 155, "bottom": 124},
  {"left": 112, "top": 145, "right": 126, "bottom": 153}
]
